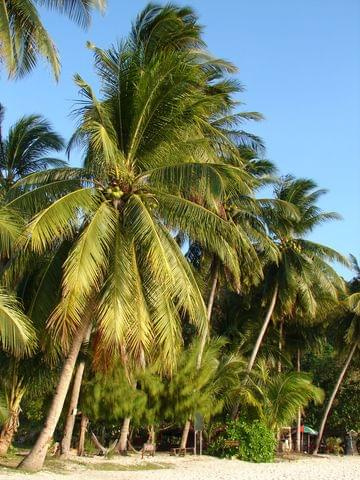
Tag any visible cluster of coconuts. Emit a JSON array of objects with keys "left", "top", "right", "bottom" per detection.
[
  {"left": 280, "top": 239, "right": 302, "bottom": 253},
  {"left": 98, "top": 182, "right": 124, "bottom": 200},
  {"left": 225, "top": 204, "right": 238, "bottom": 216}
]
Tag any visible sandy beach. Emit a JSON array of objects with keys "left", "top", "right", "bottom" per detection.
[{"left": 0, "top": 453, "right": 359, "bottom": 480}]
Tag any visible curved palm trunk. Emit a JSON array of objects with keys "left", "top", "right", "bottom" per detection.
[
  {"left": 296, "top": 348, "right": 301, "bottom": 453},
  {"left": 60, "top": 325, "right": 91, "bottom": 457},
  {"left": 181, "top": 265, "right": 218, "bottom": 450},
  {"left": 117, "top": 417, "right": 131, "bottom": 453},
  {"left": 313, "top": 343, "right": 357, "bottom": 455},
  {"left": 77, "top": 414, "right": 89, "bottom": 456},
  {"left": 247, "top": 284, "right": 278, "bottom": 373},
  {"left": 18, "top": 321, "right": 90, "bottom": 471}
]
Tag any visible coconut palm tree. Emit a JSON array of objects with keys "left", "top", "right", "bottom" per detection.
[
  {"left": 0, "top": 0, "right": 106, "bottom": 80},
  {"left": 57, "top": 3, "right": 267, "bottom": 457},
  {"left": 0, "top": 210, "right": 36, "bottom": 452},
  {"left": 17, "top": 26, "right": 255, "bottom": 468},
  {"left": 191, "top": 153, "right": 279, "bottom": 368},
  {"left": 0, "top": 238, "right": 70, "bottom": 456},
  {"left": 0, "top": 110, "right": 66, "bottom": 454},
  {"left": 0, "top": 195, "right": 35, "bottom": 357},
  {"left": 178, "top": 153, "right": 281, "bottom": 448},
  {"left": 313, "top": 290, "right": 360, "bottom": 454},
  {"left": 246, "top": 176, "right": 347, "bottom": 374},
  {"left": 0, "top": 108, "right": 65, "bottom": 190}
]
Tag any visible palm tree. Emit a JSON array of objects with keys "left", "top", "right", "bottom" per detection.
[
  {"left": 240, "top": 359, "right": 324, "bottom": 433},
  {"left": 0, "top": 0, "right": 106, "bottom": 79},
  {"left": 280, "top": 313, "right": 330, "bottom": 452},
  {"left": 179, "top": 154, "right": 279, "bottom": 448},
  {"left": 0, "top": 238, "right": 70, "bottom": 456},
  {"left": 192, "top": 153, "right": 278, "bottom": 367},
  {"left": 66, "top": 2, "right": 267, "bottom": 456},
  {"left": 17, "top": 25, "right": 251, "bottom": 470},
  {"left": 313, "top": 291, "right": 360, "bottom": 454},
  {"left": 0, "top": 190, "right": 35, "bottom": 357},
  {"left": 246, "top": 176, "right": 347, "bottom": 374},
  {"left": 0, "top": 214, "right": 36, "bottom": 453},
  {"left": 0, "top": 111, "right": 66, "bottom": 454},
  {"left": 0, "top": 108, "right": 65, "bottom": 189}
]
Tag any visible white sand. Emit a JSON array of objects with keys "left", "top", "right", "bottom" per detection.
[{"left": 1, "top": 453, "right": 359, "bottom": 480}]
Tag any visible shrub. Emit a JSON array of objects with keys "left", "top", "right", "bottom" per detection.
[
  {"left": 325, "top": 437, "right": 344, "bottom": 455},
  {"left": 207, "top": 419, "right": 276, "bottom": 463}
]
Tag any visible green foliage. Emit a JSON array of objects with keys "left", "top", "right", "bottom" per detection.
[
  {"left": 0, "top": 391, "right": 8, "bottom": 421},
  {"left": 0, "top": 2, "right": 357, "bottom": 460},
  {"left": 208, "top": 419, "right": 276, "bottom": 463},
  {"left": 163, "top": 339, "right": 244, "bottom": 423},
  {"left": 235, "top": 360, "right": 324, "bottom": 431},
  {"left": 0, "top": 0, "right": 105, "bottom": 79},
  {"left": 304, "top": 346, "right": 360, "bottom": 435},
  {"left": 325, "top": 437, "right": 344, "bottom": 455},
  {"left": 80, "top": 368, "right": 146, "bottom": 423}
]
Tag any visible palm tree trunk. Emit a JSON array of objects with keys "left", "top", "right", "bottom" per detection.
[
  {"left": 196, "top": 264, "right": 218, "bottom": 369},
  {"left": 77, "top": 414, "right": 89, "bottom": 456},
  {"left": 60, "top": 325, "right": 91, "bottom": 457},
  {"left": 313, "top": 343, "right": 357, "bottom": 455},
  {"left": 231, "top": 284, "right": 279, "bottom": 420},
  {"left": 18, "top": 321, "right": 90, "bottom": 471},
  {"left": 278, "top": 319, "right": 283, "bottom": 373},
  {"left": 60, "top": 361, "right": 85, "bottom": 457},
  {"left": 247, "top": 284, "right": 278, "bottom": 373},
  {"left": 180, "top": 420, "right": 191, "bottom": 449},
  {"left": 296, "top": 348, "right": 301, "bottom": 453},
  {"left": 180, "top": 263, "right": 218, "bottom": 450},
  {"left": 117, "top": 417, "right": 131, "bottom": 454},
  {"left": 0, "top": 379, "right": 25, "bottom": 456}
]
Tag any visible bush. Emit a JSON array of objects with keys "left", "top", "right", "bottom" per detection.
[
  {"left": 207, "top": 419, "right": 276, "bottom": 463},
  {"left": 325, "top": 437, "right": 344, "bottom": 455}
]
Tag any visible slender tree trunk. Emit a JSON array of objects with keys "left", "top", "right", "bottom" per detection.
[
  {"left": 231, "top": 284, "right": 279, "bottom": 420},
  {"left": 60, "top": 362, "right": 85, "bottom": 457},
  {"left": 313, "top": 343, "right": 357, "bottom": 455},
  {"left": 196, "top": 266, "right": 219, "bottom": 369},
  {"left": 180, "top": 420, "right": 191, "bottom": 449},
  {"left": 247, "top": 284, "right": 278, "bottom": 373},
  {"left": 180, "top": 264, "right": 218, "bottom": 450},
  {"left": 0, "top": 380, "right": 25, "bottom": 456},
  {"left": 18, "top": 321, "right": 90, "bottom": 471},
  {"left": 77, "top": 414, "right": 89, "bottom": 456},
  {"left": 278, "top": 319, "right": 283, "bottom": 373},
  {"left": 296, "top": 348, "right": 301, "bottom": 453},
  {"left": 60, "top": 325, "right": 91, "bottom": 457},
  {"left": 117, "top": 417, "right": 131, "bottom": 454}
]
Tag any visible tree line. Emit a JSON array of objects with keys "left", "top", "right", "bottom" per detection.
[{"left": 0, "top": 1, "right": 358, "bottom": 471}]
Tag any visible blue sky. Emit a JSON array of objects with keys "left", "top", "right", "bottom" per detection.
[{"left": 1, "top": 0, "right": 359, "bottom": 279}]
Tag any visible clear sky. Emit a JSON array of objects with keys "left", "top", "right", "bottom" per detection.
[{"left": 1, "top": 0, "right": 359, "bottom": 279}]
